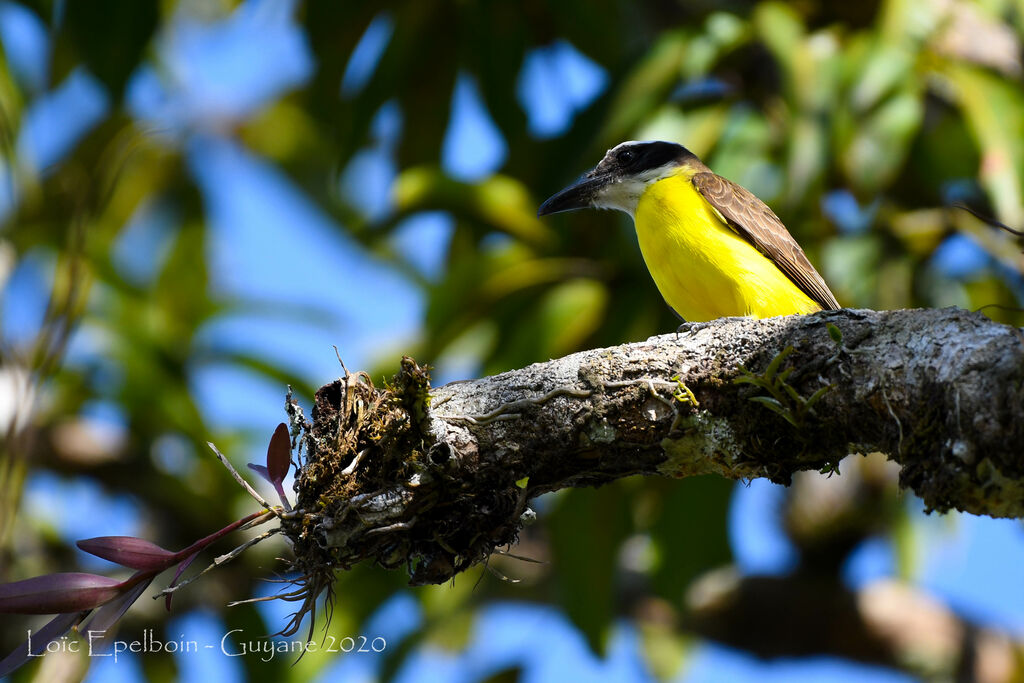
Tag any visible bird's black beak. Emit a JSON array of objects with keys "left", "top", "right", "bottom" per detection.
[{"left": 537, "top": 170, "right": 611, "bottom": 216}]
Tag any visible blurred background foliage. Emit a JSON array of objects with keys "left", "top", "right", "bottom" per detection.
[{"left": 1, "top": 0, "right": 1024, "bottom": 681}]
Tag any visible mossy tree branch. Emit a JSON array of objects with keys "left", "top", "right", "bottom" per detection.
[{"left": 290, "top": 307, "right": 1024, "bottom": 586}]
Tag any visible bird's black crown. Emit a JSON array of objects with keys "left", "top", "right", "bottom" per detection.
[{"left": 600, "top": 141, "right": 697, "bottom": 176}]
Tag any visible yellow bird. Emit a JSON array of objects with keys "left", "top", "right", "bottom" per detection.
[{"left": 538, "top": 141, "right": 840, "bottom": 321}]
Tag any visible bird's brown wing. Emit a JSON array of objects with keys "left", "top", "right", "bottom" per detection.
[{"left": 691, "top": 172, "right": 840, "bottom": 310}]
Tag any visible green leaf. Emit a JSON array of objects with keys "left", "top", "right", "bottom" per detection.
[
  {"left": 842, "top": 89, "right": 924, "bottom": 192},
  {"left": 536, "top": 278, "right": 608, "bottom": 358},
  {"left": 392, "top": 167, "right": 554, "bottom": 248},
  {"left": 763, "top": 346, "right": 794, "bottom": 381},
  {"left": 598, "top": 31, "right": 689, "bottom": 144},
  {"left": 946, "top": 63, "right": 1024, "bottom": 226},
  {"left": 805, "top": 384, "right": 834, "bottom": 410},
  {"left": 647, "top": 476, "right": 733, "bottom": 599},
  {"left": 748, "top": 396, "right": 799, "bottom": 427},
  {"left": 748, "top": 395, "right": 787, "bottom": 414},
  {"left": 826, "top": 322, "right": 843, "bottom": 344},
  {"left": 781, "top": 381, "right": 802, "bottom": 403},
  {"left": 547, "top": 485, "right": 633, "bottom": 654}
]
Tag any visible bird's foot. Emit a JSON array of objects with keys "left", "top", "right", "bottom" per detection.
[{"left": 675, "top": 320, "right": 713, "bottom": 340}]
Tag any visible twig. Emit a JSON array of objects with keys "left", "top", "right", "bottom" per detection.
[
  {"left": 227, "top": 587, "right": 308, "bottom": 608},
  {"left": 494, "top": 548, "right": 547, "bottom": 564},
  {"left": 484, "top": 561, "right": 521, "bottom": 583},
  {"left": 208, "top": 442, "right": 281, "bottom": 518},
  {"left": 159, "top": 528, "right": 281, "bottom": 598}
]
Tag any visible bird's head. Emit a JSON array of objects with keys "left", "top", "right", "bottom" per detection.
[{"left": 538, "top": 140, "right": 699, "bottom": 218}]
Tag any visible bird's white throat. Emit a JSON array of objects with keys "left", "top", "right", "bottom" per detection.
[{"left": 592, "top": 164, "right": 680, "bottom": 217}]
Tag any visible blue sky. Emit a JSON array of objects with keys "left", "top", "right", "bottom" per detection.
[{"left": 2, "top": 1, "right": 1023, "bottom": 681}]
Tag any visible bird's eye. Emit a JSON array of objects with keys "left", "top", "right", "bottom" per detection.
[{"left": 617, "top": 149, "right": 635, "bottom": 164}]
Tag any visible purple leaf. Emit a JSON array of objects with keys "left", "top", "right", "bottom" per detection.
[
  {"left": 0, "top": 611, "right": 85, "bottom": 677},
  {"left": 0, "top": 573, "right": 123, "bottom": 614},
  {"left": 76, "top": 536, "right": 177, "bottom": 571},
  {"left": 266, "top": 422, "right": 291, "bottom": 486},
  {"left": 165, "top": 552, "right": 198, "bottom": 611},
  {"left": 247, "top": 463, "right": 271, "bottom": 483},
  {"left": 81, "top": 576, "right": 153, "bottom": 637}
]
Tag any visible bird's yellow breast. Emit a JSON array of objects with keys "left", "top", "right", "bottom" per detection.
[{"left": 634, "top": 172, "right": 820, "bottom": 322}]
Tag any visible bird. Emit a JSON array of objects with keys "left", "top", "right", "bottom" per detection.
[{"left": 537, "top": 140, "right": 840, "bottom": 322}]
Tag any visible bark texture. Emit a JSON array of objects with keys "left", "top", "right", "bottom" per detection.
[{"left": 291, "top": 307, "right": 1024, "bottom": 586}]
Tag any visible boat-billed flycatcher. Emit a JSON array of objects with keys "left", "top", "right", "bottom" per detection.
[{"left": 538, "top": 141, "right": 840, "bottom": 321}]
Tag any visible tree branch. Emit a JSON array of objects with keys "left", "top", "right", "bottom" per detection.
[
  {"left": 680, "top": 572, "right": 1022, "bottom": 682},
  {"left": 289, "top": 308, "right": 1024, "bottom": 585}
]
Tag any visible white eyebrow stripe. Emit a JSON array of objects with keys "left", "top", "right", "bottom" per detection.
[{"left": 609, "top": 140, "right": 642, "bottom": 153}]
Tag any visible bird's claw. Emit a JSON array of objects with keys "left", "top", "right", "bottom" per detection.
[
  {"left": 675, "top": 320, "right": 713, "bottom": 340},
  {"left": 675, "top": 316, "right": 755, "bottom": 341}
]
